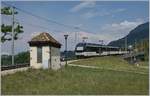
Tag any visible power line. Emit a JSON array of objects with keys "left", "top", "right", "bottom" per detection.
[
  {"left": 16, "top": 18, "right": 70, "bottom": 34},
  {"left": 2, "top": 14, "right": 62, "bottom": 33},
  {"left": 2, "top": 2, "right": 91, "bottom": 33},
  {"left": 2, "top": 2, "right": 98, "bottom": 45},
  {"left": 15, "top": 18, "right": 53, "bottom": 31}
]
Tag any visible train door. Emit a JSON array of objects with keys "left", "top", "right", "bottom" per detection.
[{"left": 99, "top": 47, "right": 102, "bottom": 55}]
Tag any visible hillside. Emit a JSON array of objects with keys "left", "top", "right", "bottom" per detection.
[{"left": 108, "top": 22, "right": 149, "bottom": 47}]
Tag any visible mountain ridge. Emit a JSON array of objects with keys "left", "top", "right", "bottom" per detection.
[{"left": 108, "top": 22, "right": 149, "bottom": 47}]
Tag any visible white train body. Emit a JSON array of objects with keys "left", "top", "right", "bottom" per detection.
[{"left": 75, "top": 43, "right": 128, "bottom": 58}]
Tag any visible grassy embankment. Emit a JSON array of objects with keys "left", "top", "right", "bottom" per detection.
[
  {"left": 2, "top": 56, "right": 149, "bottom": 95},
  {"left": 70, "top": 56, "right": 149, "bottom": 74}
]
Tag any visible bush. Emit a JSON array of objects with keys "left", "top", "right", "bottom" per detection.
[{"left": 1, "top": 51, "right": 30, "bottom": 66}]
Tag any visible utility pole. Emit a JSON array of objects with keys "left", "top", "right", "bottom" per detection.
[
  {"left": 134, "top": 39, "right": 136, "bottom": 52},
  {"left": 11, "top": 6, "right": 15, "bottom": 65},
  {"left": 125, "top": 36, "right": 127, "bottom": 52},
  {"left": 75, "top": 31, "right": 77, "bottom": 45},
  {"left": 82, "top": 37, "right": 88, "bottom": 43},
  {"left": 74, "top": 27, "right": 79, "bottom": 46},
  {"left": 99, "top": 40, "right": 103, "bottom": 56},
  {"left": 64, "top": 34, "right": 68, "bottom": 67},
  {"left": 99, "top": 40, "right": 103, "bottom": 45}
]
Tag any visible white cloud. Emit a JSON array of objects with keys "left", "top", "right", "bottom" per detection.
[
  {"left": 115, "top": 8, "right": 126, "bottom": 13},
  {"left": 70, "top": 1, "right": 96, "bottom": 12},
  {"left": 82, "top": 11, "right": 98, "bottom": 19},
  {"left": 30, "top": 32, "right": 42, "bottom": 38},
  {"left": 82, "top": 8, "right": 126, "bottom": 19},
  {"left": 100, "top": 20, "right": 144, "bottom": 43}
]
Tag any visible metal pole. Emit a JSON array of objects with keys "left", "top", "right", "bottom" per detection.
[
  {"left": 64, "top": 35, "right": 68, "bottom": 67},
  {"left": 75, "top": 27, "right": 79, "bottom": 46},
  {"left": 134, "top": 39, "right": 137, "bottom": 52},
  {"left": 126, "top": 37, "right": 127, "bottom": 52},
  {"left": 82, "top": 38, "right": 84, "bottom": 43},
  {"left": 11, "top": 7, "right": 15, "bottom": 65},
  {"left": 65, "top": 37, "right": 67, "bottom": 66},
  {"left": 125, "top": 37, "right": 127, "bottom": 52},
  {"left": 75, "top": 31, "right": 77, "bottom": 46}
]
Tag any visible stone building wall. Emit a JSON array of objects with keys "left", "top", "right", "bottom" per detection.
[
  {"left": 30, "top": 46, "right": 61, "bottom": 70},
  {"left": 30, "top": 47, "right": 42, "bottom": 68},
  {"left": 51, "top": 46, "right": 61, "bottom": 70}
]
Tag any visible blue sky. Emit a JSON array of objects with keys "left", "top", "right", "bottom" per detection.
[{"left": 1, "top": 1, "right": 149, "bottom": 54}]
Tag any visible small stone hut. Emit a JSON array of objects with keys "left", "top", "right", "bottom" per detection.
[{"left": 28, "top": 32, "right": 61, "bottom": 70}]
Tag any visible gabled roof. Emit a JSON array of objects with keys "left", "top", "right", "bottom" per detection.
[{"left": 28, "top": 32, "right": 61, "bottom": 48}]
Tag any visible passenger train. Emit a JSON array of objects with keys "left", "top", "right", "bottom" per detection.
[{"left": 75, "top": 43, "right": 128, "bottom": 58}]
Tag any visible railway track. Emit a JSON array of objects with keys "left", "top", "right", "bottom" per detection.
[{"left": 1, "top": 63, "right": 30, "bottom": 71}]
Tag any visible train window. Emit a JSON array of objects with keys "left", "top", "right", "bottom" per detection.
[
  {"left": 85, "top": 47, "right": 99, "bottom": 52},
  {"left": 77, "top": 47, "right": 83, "bottom": 50}
]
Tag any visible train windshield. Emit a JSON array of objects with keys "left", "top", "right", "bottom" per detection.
[
  {"left": 76, "top": 47, "right": 83, "bottom": 51},
  {"left": 75, "top": 43, "right": 85, "bottom": 52}
]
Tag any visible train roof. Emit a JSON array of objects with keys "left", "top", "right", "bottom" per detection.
[{"left": 76, "top": 42, "right": 119, "bottom": 49}]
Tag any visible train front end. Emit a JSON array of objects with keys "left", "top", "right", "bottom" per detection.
[{"left": 75, "top": 43, "right": 85, "bottom": 58}]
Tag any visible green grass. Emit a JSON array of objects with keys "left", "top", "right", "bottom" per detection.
[
  {"left": 2, "top": 56, "right": 149, "bottom": 95},
  {"left": 2, "top": 67, "right": 149, "bottom": 95},
  {"left": 71, "top": 56, "right": 149, "bottom": 74},
  {"left": 138, "top": 61, "right": 149, "bottom": 67}
]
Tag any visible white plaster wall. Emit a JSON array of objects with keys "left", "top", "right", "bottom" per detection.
[
  {"left": 42, "top": 46, "right": 50, "bottom": 69},
  {"left": 30, "top": 46, "right": 42, "bottom": 69},
  {"left": 51, "top": 47, "right": 61, "bottom": 70},
  {"left": 30, "top": 46, "right": 61, "bottom": 70}
]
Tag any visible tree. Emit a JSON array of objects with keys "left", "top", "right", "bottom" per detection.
[
  {"left": 134, "top": 39, "right": 149, "bottom": 61},
  {"left": 1, "top": 51, "right": 30, "bottom": 66},
  {"left": 14, "top": 51, "right": 30, "bottom": 64},
  {"left": 1, "top": 7, "right": 23, "bottom": 43}
]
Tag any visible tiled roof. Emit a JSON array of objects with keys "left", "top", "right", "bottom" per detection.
[{"left": 29, "top": 32, "right": 61, "bottom": 47}]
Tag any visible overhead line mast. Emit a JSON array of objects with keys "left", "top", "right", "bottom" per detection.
[{"left": 11, "top": 6, "right": 15, "bottom": 65}]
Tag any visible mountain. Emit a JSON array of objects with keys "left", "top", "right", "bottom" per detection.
[{"left": 108, "top": 22, "right": 149, "bottom": 47}]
